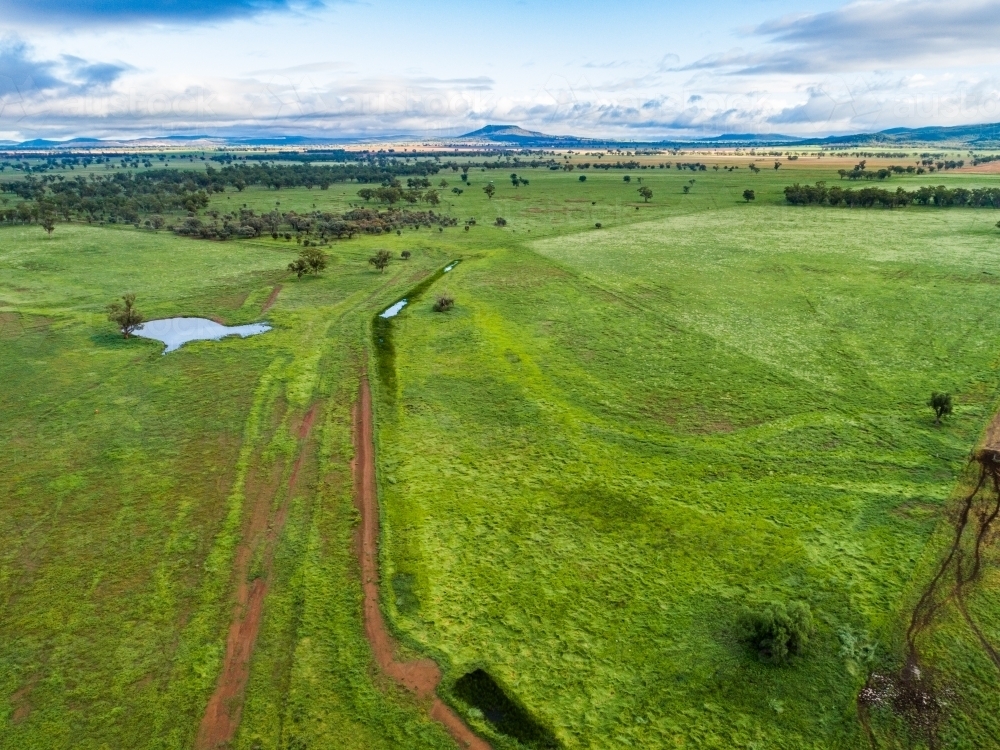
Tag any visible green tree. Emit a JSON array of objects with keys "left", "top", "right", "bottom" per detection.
[
  {"left": 107, "top": 293, "right": 145, "bottom": 339},
  {"left": 41, "top": 212, "right": 56, "bottom": 236},
  {"left": 288, "top": 247, "right": 328, "bottom": 278},
  {"left": 623, "top": 175, "right": 631, "bottom": 183},
  {"left": 743, "top": 189, "right": 756, "bottom": 202},
  {"left": 928, "top": 392, "right": 953, "bottom": 424},
  {"left": 357, "top": 188, "right": 375, "bottom": 202},
  {"left": 638, "top": 186, "right": 653, "bottom": 202},
  {"left": 401, "top": 250, "right": 411, "bottom": 260},
  {"left": 740, "top": 601, "right": 813, "bottom": 664},
  {"left": 368, "top": 249, "right": 392, "bottom": 273},
  {"left": 483, "top": 183, "right": 496, "bottom": 199},
  {"left": 579, "top": 175, "right": 587, "bottom": 182},
  {"left": 424, "top": 189, "right": 440, "bottom": 206}
]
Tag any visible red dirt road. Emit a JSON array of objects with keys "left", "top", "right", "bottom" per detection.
[
  {"left": 352, "top": 377, "right": 490, "bottom": 749},
  {"left": 196, "top": 403, "right": 319, "bottom": 750}
]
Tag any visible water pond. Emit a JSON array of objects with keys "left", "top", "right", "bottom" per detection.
[
  {"left": 380, "top": 299, "right": 408, "bottom": 318},
  {"left": 135, "top": 317, "right": 271, "bottom": 353}
]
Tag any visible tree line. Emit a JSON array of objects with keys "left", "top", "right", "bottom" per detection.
[{"left": 784, "top": 183, "right": 1000, "bottom": 208}]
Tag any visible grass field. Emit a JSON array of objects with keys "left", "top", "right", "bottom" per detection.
[{"left": 4, "top": 155, "right": 1000, "bottom": 749}]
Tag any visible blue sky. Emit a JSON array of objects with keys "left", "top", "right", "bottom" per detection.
[{"left": 0, "top": 0, "right": 998, "bottom": 141}]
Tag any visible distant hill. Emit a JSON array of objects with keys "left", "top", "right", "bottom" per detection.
[{"left": 5, "top": 120, "right": 1000, "bottom": 151}]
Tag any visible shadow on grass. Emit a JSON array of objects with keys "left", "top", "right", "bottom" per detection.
[{"left": 454, "top": 669, "right": 560, "bottom": 748}]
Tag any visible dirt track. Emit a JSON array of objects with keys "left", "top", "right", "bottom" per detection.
[
  {"left": 352, "top": 377, "right": 490, "bottom": 749},
  {"left": 196, "top": 403, "right": 319, "bottom": 750},
  {"left": 262, "top": 284, "right": 282, "bottom": 313}
]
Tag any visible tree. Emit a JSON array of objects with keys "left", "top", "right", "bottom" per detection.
[
  {"left": 424, "top": 189, "right": 441, "bottom": 206},
  {"left": 107, "top": 293, "right": 145, "bottom": 339},
  {"left": 433, "top": 293, "right": 454, "bottom": 312},
  {"left": 401, "top": 250, "right": 411, "bottom": 260},
  {"left": 495, "top": 217, "right": 507, "bottom": 227},
  {"left": 41, "top": 213, "right": 56, "bottom": 236},
  {"left": 483, "top": 183, "right": 496, "bottom": 199},
  {"left": 288, "top": 247, "right": 328, "bottom": 278},
  {"left": 682, "top": 185, "right": 690, "bottom": 194},
  {"left": 357, "top": 188, "right": 375, "bottom": 202},
  {"left": 438, "top": 179, "right": 448, "bottom": 188},
  {"left": 579, "top": 175, "right": 587, "bottom": 182},
  {"left": 740, "top": 601, "right": 813, "bottom": 664},
  {"left": 743, "top": 189, "right": 756, "bottom": 203},
  {"left": 623, "top": 175, "right": 631, "bottom": 183},
  {"left": 928, "top": 392, "right": 953, "bottom": 424},
  {"left": 638, "top": 186, "right": 653, "bottom": 202},
  {"left": 368, "top": 249, "right": 392, "bottom": 273},
  {"left": 774, "top": 161, "right": 782, "bottom": 170}
]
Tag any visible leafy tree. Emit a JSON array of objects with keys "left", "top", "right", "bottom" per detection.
[
  {"left": 483, "top": 183, "right": 496, "bottom": 199},
  {"left": 743, "top": 189, "right": 756, "bottom": 202},
  {"left": 928, "top": 392, "right": 953, "bottom": 424},
  {"left": 438, "top": 179, "right": 448, "bottom": 188},
  {"left": 623, "top": 175, "right": 631, "bottom": 183},
  {"left": 424, "top": 189, "right": 440, "bottom": 206},
  {"left": 579, "top": 175, "right": 587, "bottom": 182},
  {"left": 433, "top": 293, "right": 454, "bottom": 312},
  {"left": 995, "top": 220, "right": 1000, "bottom": 230},
  {"left": 107, "top": 293, "right": 145, "bottom": 338},
  {"left": 452, "top": 187, "right": 464, "bottom": 195},
  {"left": 740, "top": 601, "right": 813, "bottom": 664},
  {"left": 368, "top": 249, "right": 392, "bottom": 273},
  {"left": 495, "top": 217, "right": 507, "bottom": 227},
  {"left": 41, "top": 212, "right": 56, "bottom": 236},
  {"left": 594, "top": 222, "right": 602, "bottom": 228},
  {"left": 401, "top": 250, "right": 411, "bottom": 260},
  {"left": 357, "top": 188, "right": 375, "bottom": 202},
  {"left": 638, "top": 186, "right": 653, "bottom": 202},
  {"left": 288, "top": 247, "right": 328, "bottom": 278},
  {"left": 774, "top": 161, "right": 782, "bottom": 170},
  {"left": 682, "top": 185, "right": 690, "bottom": 194}
]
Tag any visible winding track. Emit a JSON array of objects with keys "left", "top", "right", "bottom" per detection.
[{"left": 352, "top": 376, "right": 490, "bottom": 750}]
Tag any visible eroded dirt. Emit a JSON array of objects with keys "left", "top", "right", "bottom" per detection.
[
  {"left": 195, "top": 402, "right": 320, "bottom": 750},
  {"left": 352, "top": 377, "right": 490, "bottom": 749},
  {"left": 859, "top": 412, "right": 1000, "bottom": 747},
  {"left": 262, "top": 284, "right": 282, "bottom": 313}
]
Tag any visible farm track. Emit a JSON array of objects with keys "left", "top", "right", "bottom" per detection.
[
  {"left": 859, "top": 411, "right": 1000, "bottom": 748},
  {"left": 195, "top": 401, "right": 320, "bottom": 750},
  {"left": 352, "top": 376, "right": 490, "bottom": 750}
]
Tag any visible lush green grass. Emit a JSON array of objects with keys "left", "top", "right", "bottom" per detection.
[
  {"left": 373, "top": 167, "right": 1000, "bottom": 748},
  {"left": 0, "top": 223, "right": 456, "bottom": 749},
  {"left": 4, "top": 159, "right": 1000, "bottom": 749}
]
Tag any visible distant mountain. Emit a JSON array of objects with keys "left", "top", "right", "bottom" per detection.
[{"left": 5, "top": 120, "right": 1000, "bottom": 151}]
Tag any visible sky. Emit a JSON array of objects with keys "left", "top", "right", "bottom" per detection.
[{"left": 0, "top": 0, "right": 999, "bottom": 141}]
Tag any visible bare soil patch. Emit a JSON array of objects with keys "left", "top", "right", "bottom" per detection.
[
  {"left": 261, "top": 284, "right": 282, "bottom": 313},
  {"left": 352, "top": 377, "right": 490, "bottom": 749}
]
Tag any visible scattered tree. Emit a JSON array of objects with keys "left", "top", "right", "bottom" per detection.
[
  {"left": 743, "top": 189, "right": 756, "bottom": 203},
  {"left": 288, "top": 247, "right": 328, "bottom": 278},
  {"left": 401, "top": 250, "right": 411, "bottom": 260},
  {"left": 623, "top": 175, "right": 631, "bottom": 183},
  {"left": 368, "top": 248, "right": 392, "bottom": 273},
  {"left": 774, "top": 161, "right": 782, "bottom": 170},
  {"left": 638, "top": 186, "right": 653, "bottom": 202},
  {"left": 41, "top": 213, "right": 56, "bottom": 236},
  {"left": 483, "top": 183, "right": 496, "bottom": 199},
  {"left": 740, "top": 601, "right": 813, "bottom": 664},
  {"left": 107, "top": 293, "right": 145, "bottom": 339},
  {"left": 594, "top": 222, "right": 602, "bottom": 228},
  {"left": 495, "top": 217, "right": 507, "bottom": 227},
  {"left": 928, "top": 392, "right": 953, "bottom": 424},
  {"left": 682, "top": 185, "right": 690, "bottom": 194},
  {"left": 433, "top": 293, "right": 454, "bottom": 312},
  {"left": 579, "top": 174, "right": 587, "bottom": 182}
]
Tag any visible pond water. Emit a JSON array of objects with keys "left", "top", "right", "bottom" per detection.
[
  {"left": 135, "top": 317, "right": 272, "bottom": 353},
  {"left": 444, "top": 262, "right": 457, "bottom": 272},
  {"left": 379, "top": 299, "right": 408, "bottom": 318}
]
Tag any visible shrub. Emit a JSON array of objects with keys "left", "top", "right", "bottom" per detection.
[
  {"left": 739, "top": 601, "right": 813, "bottom": 663},
  {"left": 928, "top": 392, "right": 953, "bottom": 424},
  {"left": 495, "top": 217, "right": 507, "bottom": 227},
  {"left": 595, "top": 222, "right": 602, "bottom": 229},
  {"left": 433, "top": 294, "right": 454, "bottom": 312}
]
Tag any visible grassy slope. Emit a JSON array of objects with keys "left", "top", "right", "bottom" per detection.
[
  {"left": 0, "top": 224, "right": 456, "bottom": 749},
  {"left": 3, "top": 161, "right": 1000, "bottom": 749},
  {"left": 374, "top": 167, "right": 1000, "bottom": 748}
]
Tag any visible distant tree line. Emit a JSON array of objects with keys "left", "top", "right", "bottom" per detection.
[
  {"left": 173, "top": 206, "right": 457, "bottom": 242},
  {"left": 784, "top": 183, "right": 1000, "bottom": 208}
]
